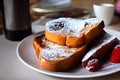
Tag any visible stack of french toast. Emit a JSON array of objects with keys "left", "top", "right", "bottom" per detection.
[{"left": 33, "top": 18, "right": 119, "bottom": 72}]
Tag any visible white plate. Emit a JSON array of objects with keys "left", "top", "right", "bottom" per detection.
[{"left": 16, "top": 28, "right": 120, "bottom": 78}]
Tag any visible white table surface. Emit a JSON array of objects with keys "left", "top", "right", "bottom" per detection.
[{"left": 0, "top": 17, "right": 120, "bottom": 80}]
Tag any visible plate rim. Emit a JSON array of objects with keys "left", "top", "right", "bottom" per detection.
[
  {"left": 16, "top": 28, "right": 120, "bottom": 78},
  {"left": 31, "top": 3, "right": 72, "bottom": 13}
]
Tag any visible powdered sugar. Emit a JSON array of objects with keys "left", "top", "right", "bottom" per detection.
[
  {"left": 46, "top": 18, "right": 102, "bottom": 37},
  {"left": 85, "top": 59, "right": 100, "bottom": 72},
  {"left": 41, "top": 48, "right": 72, "bottom": 60},
  {"left": 83, "top": 18, "right": 102, "bottom": 25},
  {"left": 43, "top": 17, "right": 103, "bottom": 60},
  {"left": 82, "top": 33, "right": 117, "bottom": 61},
  {"left": 40, "top": 37, "right": 77, "bottom": 60}
]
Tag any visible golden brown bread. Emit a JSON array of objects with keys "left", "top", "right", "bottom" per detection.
[
  {"left": 83, "top": 22, "right": 104, "bottom": 44},
  {"left": 82, "top": 32, "right": 119, "bottom": 68},
  {"left": 33, "top": 34, "right": 87, "bottom": 71},
  {"left": 45, "top": 18, "right": 104, "bottom": 47},
  {"left": 33, "top": 34, "right": 44, "bottom": 58},
  {"left": 33, "top": 18, "right": 117, "bottom": 72},
  {"left": 33, "top": 18, "right": 119, "bottom": 71},
  {"left": 33, "top": 32, "right": 119, "bottom": 72}
]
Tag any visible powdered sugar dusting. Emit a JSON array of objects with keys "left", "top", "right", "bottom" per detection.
[
  {"left": 83, "top": 18, "right": 102, "bottom": 25},
  {"left": 46, "top": 18, "right": 102, "bottom": 37},
  {"left": 86, "top": 59, "right": 99, "bottom": 71},
  {"left": 82, "top": 33, "right": 117, "bottom": 61},
  {"left": 40, "top": 37, "right": 77, "bottom": 61}
]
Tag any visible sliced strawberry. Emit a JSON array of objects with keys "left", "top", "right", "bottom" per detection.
[
  {"left": 86, "top": 59, "right": 100, "bottom": 72},
  {"left": 110, "top": 45, "right": 120, "bottom": 63}
]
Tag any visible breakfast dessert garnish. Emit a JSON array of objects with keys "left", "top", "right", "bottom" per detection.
[
  {"left": 45, "top": 18, "right": 104, "bottom": 47},
  {"left": 33, "top": 34, "right": 87, "bottom": 71},
  {"left": 86, "top": 58, "right": 100, "bottom": 72},
  {"left": 110, "top": 45, "right": 120, "bottom": 63},
  {"left": 33, "top": 17, "right": 119, "bottom": 72},
  {"left": 82, "top": 32, "right": 119, "bottom": 70}
]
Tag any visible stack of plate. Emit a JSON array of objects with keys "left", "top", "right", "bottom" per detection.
[{"left": 31, "top": 0, "right": 89, "bottom": 19}]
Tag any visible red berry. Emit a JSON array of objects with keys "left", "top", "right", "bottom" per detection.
[
  {"left": 110, "top": 45, "right": 120, "bottom": 63},
  {"left": 86, "top": 59, "right": 100, "bottom": 72}
]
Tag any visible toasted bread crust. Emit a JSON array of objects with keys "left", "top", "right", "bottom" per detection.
[
  {"left": 39, "top": 44, "right": 87, "bottom": 71},
  {"left": 33, "top": 34, "right": 87, "bottom": 71},
  {"left": 45, "top": 30, "right": 66, "bottom": 45},
  {"left": 33, "top": 34, "right": 44, "bottom": 58},
  {"left": 66, "top": 34, "right": 85, "bottom": 47},
  {"left": 45, "top": 18, "right": 104, "bottom": 47},
  {"left": 82, "top": 32, "right": 119, "bottom": 67},
  {"left": 84, "top": 21, "right": 104, "bottom": 44},
  {"left": 45, "top": 30, "right": 85, "bottom": 47}
]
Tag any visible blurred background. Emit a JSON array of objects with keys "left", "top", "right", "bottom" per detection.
[
  {"left": 0, "top": 0, "right": 119, "bottom": 34},
  {"left": 30, "top": 0, "right": 117, "bottom": 21}
]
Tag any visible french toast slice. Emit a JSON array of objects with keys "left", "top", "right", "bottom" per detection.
[
  {"left": 82, "top": 32, "right": 119, "bottom": 68},
  {"left": 33, "top": 34, "right": 87, "bottom": 72},
  {"left": 45, "top": 18, "right": 104, "bottom": 47}
]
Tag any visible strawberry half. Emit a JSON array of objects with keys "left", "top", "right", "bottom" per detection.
[
  {"left": 110, "top": 45, "right": 120, "bottom": 63},
  {"left": 86, "top": 59, "right": 100, "bottom": 72}
]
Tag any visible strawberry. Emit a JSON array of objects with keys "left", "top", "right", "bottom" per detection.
[
  {"left": 86, "top": 59, "right": 100, "bottom": 72},
  {"left": 110, "top": 45, "right": 120, "bottom": 63}
]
